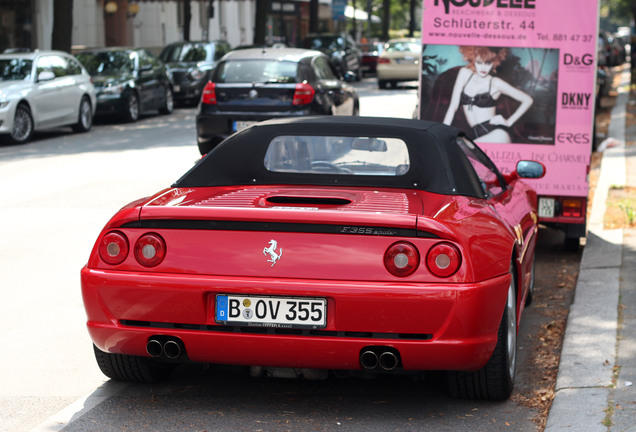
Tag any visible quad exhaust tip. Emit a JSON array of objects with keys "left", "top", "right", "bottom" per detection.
[
  {"left": 360, "top": 347, "right": 400, "bottom": 371},
  {"left": 146, "top": 337, "right": 184, "bottom": 359},
  {"left": 146, "top": 339, "right": 163, "bottom": 357},
  {"left": 360, "top": 350, "right": 379, "bottom": 369}
]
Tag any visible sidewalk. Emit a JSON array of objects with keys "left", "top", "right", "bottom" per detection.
[{"left": 545, "top": 70, "right": 636, "bottom": 431}]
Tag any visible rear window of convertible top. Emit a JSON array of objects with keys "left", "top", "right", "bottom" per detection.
[{"left": 264, "top": 135, "right": 410, "bottom": 176}]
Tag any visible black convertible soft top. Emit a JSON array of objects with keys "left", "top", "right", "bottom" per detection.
[{"left": 175, "top": 116, "right": 488, "bottom": 197}]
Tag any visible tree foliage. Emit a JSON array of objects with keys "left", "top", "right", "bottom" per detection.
[{"left": 600, "top": 0, "right": 636, "bottom": 31}]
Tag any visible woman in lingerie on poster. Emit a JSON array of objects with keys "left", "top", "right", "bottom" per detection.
[{"left": 443, "top": 46, "right": 533, "bottom": 144}]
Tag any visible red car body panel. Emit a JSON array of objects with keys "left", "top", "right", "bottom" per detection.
[{"left": 82, "top": 184, "right": 535, "bottom": 372}]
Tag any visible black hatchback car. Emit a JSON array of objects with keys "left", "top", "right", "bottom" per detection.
[
  {"left": 159, "top": 40, "right": 231, "bottom": 105},
  {"left": 195, "top": 47, "right": 360, "bottom": 155},
  {"left": 76, "top": 48, "right": 173, "bottom": 122},
  {"left": 302, "top": 33, "right": 362, "bottom": 81}
]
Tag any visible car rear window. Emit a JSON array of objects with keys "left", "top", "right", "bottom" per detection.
[
  {"left": 264, "top": 135, "right": 410, "bottom": 176},
  {"left": 214, "top": 60, "right": 298, "bottom": 83},
  {"left": 385, "top": 42, "right": 421, "bottom": 53}
]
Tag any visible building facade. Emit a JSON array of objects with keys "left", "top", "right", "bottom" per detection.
[{"left": 0, "top": 0, "right": 337, "bottom": 54}]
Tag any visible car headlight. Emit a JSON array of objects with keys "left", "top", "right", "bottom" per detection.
[
  {"left": 189, "top": 68, "right": 205, "bottom": 81},
  {"left": 0, "top": 101, "right": 9, "bottom": 109},
  {"left": 100, "top": 83, "right": 126, "bottom": 96}
]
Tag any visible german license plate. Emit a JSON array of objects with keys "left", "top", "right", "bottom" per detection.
[
  {"left": 233, "top": 120, "right": 257, "bottom": 132},
  {"left": 538, "top": 197, "right": 555, "bottom": 218},
  {"left": 215, "top": 295, "right": 327, "bottom": 329}
]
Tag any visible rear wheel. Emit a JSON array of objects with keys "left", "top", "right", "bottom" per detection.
[
  {"left": 447, "top": 264, "right": 517, "bottom": 400},
  {"left": 159, "top": 86, "right": 174, "bottom": 114},
  {"left": 93, "top": 345, "right": 174, "bottom": 383},
  {"left": 123, "top": 92, "right": 140, "bottom": 122},
  {"left": 10, "top": 103, "right": 34, "bottom": 144},
  {"left": 378, "top": 79, "right": 387, "bottom": 89},
  {"left": 72, "top": 96, "right": 93, "bottom": 133},
  {"left": 525, "top": 256, "right": 535, "bottom": 306}
]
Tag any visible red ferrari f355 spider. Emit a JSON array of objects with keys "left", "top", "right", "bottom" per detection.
[{"left": 81, "top": 116, "right": 545, "bottom": 400}]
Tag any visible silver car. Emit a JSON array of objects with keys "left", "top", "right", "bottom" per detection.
[{"left": 0, "top": 50, "right": 96, "bottom": 144}]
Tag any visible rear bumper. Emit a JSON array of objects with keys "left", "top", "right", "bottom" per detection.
[
  {"left": 376, "top": 65, "right": 419, "bottom": 81},
  {"left": 82, "top": 267, "right": 511, "bottom": 372},
  {"left": 196, "top": 110, "right": 312, "bottom": 145}
]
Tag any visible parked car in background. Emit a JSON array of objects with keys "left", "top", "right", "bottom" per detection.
[
  {"left": 159, "top": 40, "right": 231, "bottom": 106},
  {"left": 377, "top": 38, "right": 422, "bottom": 89},
  {"left": 359, "top": 41, "right": 383, "bottom": 76},
  {"left": 302, "top": 33, "right": 362, "bottom": 80},
  {"left": 76, "top": 47, "right": 173, "bottom": 122},
  {"left": 82, "top": 115, "right": 545, "bottom": 400},
  {"left": 195, "top": 47, "right": 359, "bottom": 155},
  {"left": 0, "top": 50, "right": 95, "bottom": 144}
]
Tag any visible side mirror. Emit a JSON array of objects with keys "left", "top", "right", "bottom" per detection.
[
  {"left": 516, "top": 160, "right": 546, "bottom": 179},
  {"left": 37, "top": 71, "right": 55, "bottom": 82},
  {"left": 343, "top": 71, "right": 356, "bottom": 82}
]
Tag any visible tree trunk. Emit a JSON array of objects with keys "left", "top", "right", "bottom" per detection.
[
  {"left": 253, "top": 0, "right": 268, "bottom": 45},
  {"left": 382, "top": 0, "right": 390, "bottom": 41},
  {"left": 51, "top": 0, "right": 74, "bottom": 52},
  {"left": 183, "top": 0, "right": 192, "bottom": 41},
  {"left": 351, "top": 0, "right": 357, "bottom": 39},
  {"left": 309, "top": 0, "right": 319, "bottom": 33},
  {"left": 409, "top": 0, "right": 416, "bottom": 37}
]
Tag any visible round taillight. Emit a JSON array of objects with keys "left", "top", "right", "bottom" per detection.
[
  {"left": 384, "top": 241, "right": 420, "bottom": 277},
  {"left": 98, "top": 231, "right": 129, "bottom": 265},
  {"left": 426, "top": 242, "right": 461, "bottom": 278},
  {"left": 134, "top": 233, "right": 166, "bottom": 267}
]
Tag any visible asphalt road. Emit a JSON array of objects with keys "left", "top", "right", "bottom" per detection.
[{"left": 0, "top": 78, "right": 580, "bottom": 431}]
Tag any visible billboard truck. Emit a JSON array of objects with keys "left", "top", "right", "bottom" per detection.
[{"left": 418, "top": 0, "right": 599, "bottom": 250}]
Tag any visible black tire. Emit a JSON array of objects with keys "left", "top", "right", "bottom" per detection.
[
  {"left": 525, "top": 255, "right": 535, "bottom": 306},
  {"left": 564, "top": 236, "right": 580, "bottom": 252},
  {"left": 123, "top": 92, "right": 140, "bottom": 122},
  {"left": 72, "top": 96, "right": 93, "bottom": 133},
  {"left": 447, "top": 264, "right": 517, "bottom": 400},
  {"left": 352, "top": 103, "right": 360, "bottom": 116},
  {"left": 92, "top": 345, "right": 174, "bottom": 383},
  {"left": 198, "top": 136, "right": 223, "bottom": 156},
  {"left": 159, "top": 86, "right": 174, "bottom": 115},
  {"left": 378, "top": 79, "right": 387, "bottom": 89},
  {"left": 10, "top": 103, "right": 34, "bottom": 144}
]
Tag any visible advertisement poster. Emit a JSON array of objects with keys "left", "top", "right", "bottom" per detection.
[{"left": 419, "top": 0, "right": 599, "bottom": 196}]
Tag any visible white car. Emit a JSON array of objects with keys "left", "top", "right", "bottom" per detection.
[
  {"left": 0, "top": 50, "right": 96, "bottom": 144},
  {"left": 377, "top": 38, "right": 422, "bottom": 89}
]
